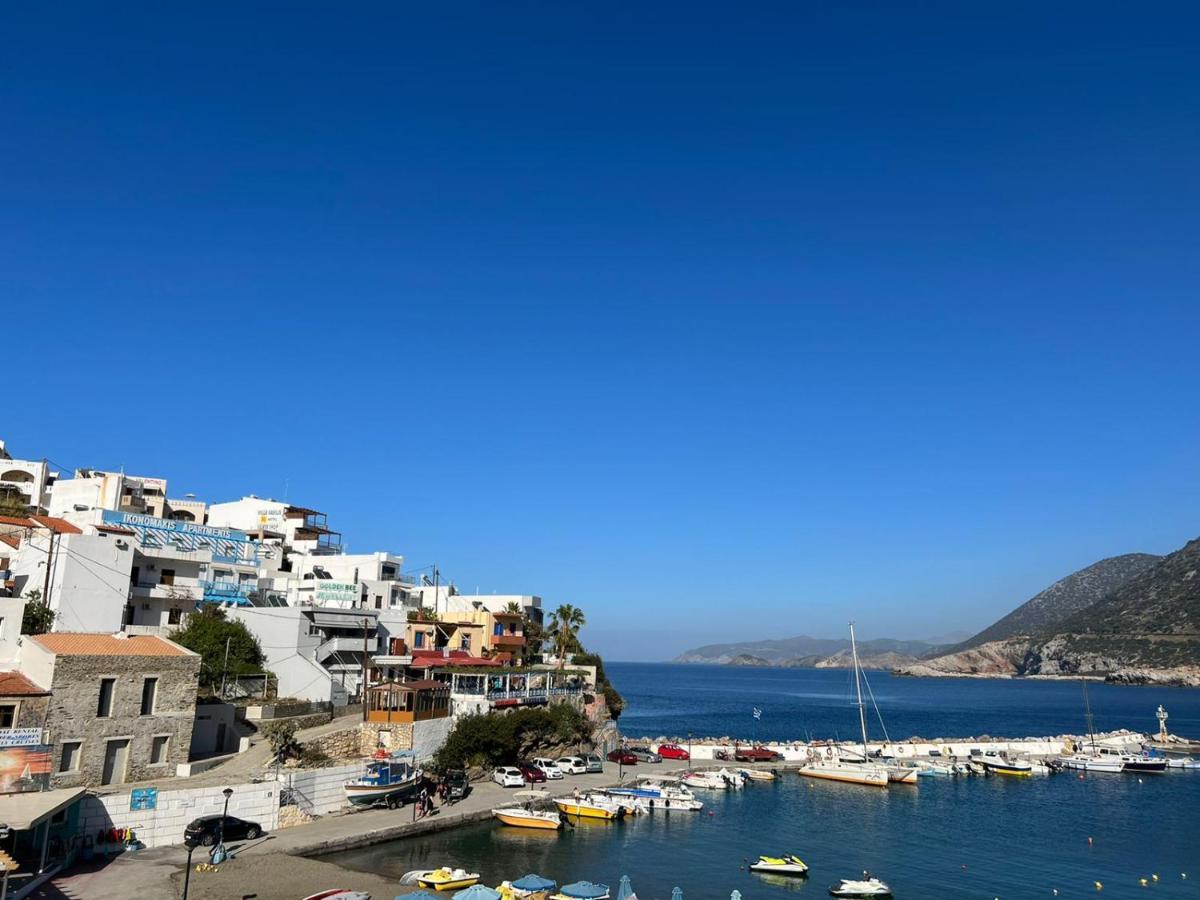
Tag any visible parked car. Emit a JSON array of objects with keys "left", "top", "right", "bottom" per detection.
[
  {"left": 733, "top": 745, "right": 784, "bottom": 762},
  {"left": 518, "top": 762, "right": 548, "bottom": 783},
  {"left": 607, "top": 748, "right": 638, "bottom": 765},
  {"left": 582, "top": 752, "right": 605, "bottom": 773},
  {"left": 531, "top": 756, "right": 565, "bottom": 779},
  {"left": 628, "top": 746, "right": 662, "bottom": 763},
  {"left": 656, "top": 743, "right": 690, "bottom": 761},
  {"left": 556, "top": 756, "right": 587, "bottom": 774},
  {"left": 184, "top": 815, "right": 264, "bottom": 847},
  {"left": 493, "top": 766, "right": 525, "bottom": 788},
  {"left": 444, "top": 768, "right": 470, "bottom": 801}
]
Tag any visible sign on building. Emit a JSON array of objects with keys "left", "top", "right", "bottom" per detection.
[
  {"left": 0, "top": 729, "right": 44, "bottom": 748},
  {"left": 0, "top": 745, "right": 51, "bottom": 794},
  {"left": 314, "top": 581, "right": 360, "bottom": 606},
  {"left": 131, "top": 787, "right": 158, "bottom": 811}
]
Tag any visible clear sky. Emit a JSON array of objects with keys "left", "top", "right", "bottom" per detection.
[{"left": 4, "top": 4, "right": 1198, "bottom": 660}]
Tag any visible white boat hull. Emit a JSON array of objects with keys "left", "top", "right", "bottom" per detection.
[
  {"left": 800, "top": 763, "right": 889, "bottom": 787},
  {"left": 1058, "top": 755, "right": 1125, "bottom": 773}
]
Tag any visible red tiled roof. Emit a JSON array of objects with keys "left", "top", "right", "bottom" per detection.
[
  {"left": 29, "top": 516, "right": 82, "bottom": 535},
  {"left": 0, "top": 516, "right": 34, "bottom": 528},
  {"left": 410, "top": 650, "right": 503, "bottom": 667},
  {"left": 0, "top": 672, "right": 49, "bottom": 696},
  {"left": 0, "top": 534, "right": 18, "bottom": 550},
  {"left": 31, "top": 633, "right": 194, "bottom": 657},
  {"left": 94, "top": 524, "right": 135, "bottom": 535}
]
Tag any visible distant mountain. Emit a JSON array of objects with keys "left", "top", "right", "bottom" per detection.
[
  {"left": 676, "top": 635, "right": 938, "bottom": 665},
  {"left": 940, "top": 553, "right": 1161, "bottom": 654},
  {"left": 899, "top": 541, "right": 1200, "bottom": 682},
  {"left": 727, "top": 654, "right": 772, "bottom": 667}
]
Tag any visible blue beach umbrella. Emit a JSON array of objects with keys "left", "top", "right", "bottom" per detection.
[
  {"left": 512, "top": 875, "right": 558, "bottom": 893},
  {"left": 615, "top": 875, "right": 635, "bottom": 900},
  {"left": 453, "top": 886, "right": 502, "bottom": 900},
  {"left": 558, "top": 882, "right": 611, "bottom": 899},
  {"left": 397, "top": 894, "right": 442, "bottom": 900}
]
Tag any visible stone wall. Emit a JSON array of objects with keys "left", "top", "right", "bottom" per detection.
[
  {"left": 47, "top": 652, "right": 201, "bottom": 788},
  {"left": 1, "top": 693, "right": 50, "bottom": 729}
]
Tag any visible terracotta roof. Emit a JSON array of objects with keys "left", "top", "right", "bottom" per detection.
[
  {"left": 30, "top": 633, "right": 194, "bottom": 657},
  {"left": 0, "top": 516, "right": 34, "bottom": 528},
  {"left": 0, "top": 534, "right": 18, "bottom": 550},
  {"left": 0, "top": 671, "right": 49, "bottom": 696},
  {"left": 29, "top": 516, "right": 82, "bottom": 535}
]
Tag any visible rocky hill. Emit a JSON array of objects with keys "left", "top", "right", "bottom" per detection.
[
  {"left": 727, "top": 654, "right": 772, "bottom": 667},
  {"left": 943, "top": 553, "right": 1161, "bottom": 653},
  {"left": 676, "top": 635, "right": 938, "bottom": 665},
  {"left": 898, "top": 539, "right": 1200, "bottom": 683}
]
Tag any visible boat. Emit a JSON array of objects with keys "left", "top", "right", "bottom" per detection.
[
  {"left": 551, "top": 882, "right": 610, "bottom": 900},
  {"left": 750, "top": 854, "right": 809, "bottom": 875},
  {"left": 737, "top": 767, "right": 777, "bottom": 781},
  {"left": 414, "top": 869, "right": 482, "bottom": 892},
  {"left": 599, "top": 789, "right": 702, "bottom": 812},
  {"left": 554, "top": 794, "right": 623, "bottom": 820},
  {"left": 886, "top": 766, "right": 918, "bottom": 784},
  {"left": 980, "top": 754, "right": 1033, "bottom": 777},
  {"left": 342, "top": 750, "right": 421, "bottom": 807},
  {"left": 1056, "top": 680, "right": 1127, "bottom": 774},
  {"left": 681, "top": 768, "right": 742, "bottom": 790},
  {"left": 492, "top": 791, "right": 563, "bottom": 830},
  {"left": 1164, "top": 756, "right": 1200, "bottom": 769},
  {"left": 1095, "top": 747, "right": 1166, "bottom": 774},
  {"left": 829, "top": 876, "right": 892, "bottom": 897},
  {"left": 800, "top": 625, "right": 893, "bottom": 789}
]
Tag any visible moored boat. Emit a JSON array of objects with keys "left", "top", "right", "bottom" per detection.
[
  {"left": 829, "top": 875, "right": 892, "bottom": 897},
  {"left": 342, "top": 750, "right": 421, "bottom": 807},
  {"left": 554, "top": 794, "right": 623, "bottom": 820},
  {"left": 412, "top": 868, "right": 481, "bottom": 892},
  {"left": 980, "top": 755, "right": 1033, "bottom": 777},
  {"left": 750, "top": 854, "right": 809, "bottom": 875},
  {"left": 492, "top": 790, "right": 563, "bottom": 830},
  {"left": 800, "top": 760, "right": 889, "bottom": 787}
]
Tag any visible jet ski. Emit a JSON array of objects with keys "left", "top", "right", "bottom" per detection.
[
  {"left": 829, "top": 875, "right": 892, "bottom": 897},
  {"left": 749, "top": 855, "right": 809, "bottom": 875}
]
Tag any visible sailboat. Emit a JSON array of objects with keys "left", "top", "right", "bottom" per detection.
[
  {"left": 1057, "top": 679, "right": 1125, "bottom": 773},
  {"left": 799, "top": 624, "right": 890, "bottom": 788}
]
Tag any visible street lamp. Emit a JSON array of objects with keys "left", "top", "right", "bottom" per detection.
[
  {"left": 181, "top": 836, "right": 200, "bottom": 900},
  {"left": 219, "top": 787, "right": 233, "bottom": 846}
]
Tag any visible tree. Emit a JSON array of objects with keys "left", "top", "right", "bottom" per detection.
[
  {"left": 547, "top": 604, "right": 586, "bottom": 669},
  {"left": 19, "top": 590, "right": 54, "bottom": 635},
  {"left": 504, "top": 601, "right": 522, "bottom": 615},
  {"left": 172, "top": 605, "right": 266, "bottom": 692}
]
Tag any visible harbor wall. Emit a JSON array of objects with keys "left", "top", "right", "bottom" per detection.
[{"left": 277, "top": 763, "right": 362, "bottom": 817}]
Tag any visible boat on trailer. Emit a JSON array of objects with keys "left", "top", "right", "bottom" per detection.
[{"left": 342, "top": 750, "right": 421, "bottom": 807}]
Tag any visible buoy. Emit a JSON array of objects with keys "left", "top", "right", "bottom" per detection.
[
  {"left": 1095, "top": 881, "right": 1103, "bottom": 891},
  {"left": 1053, "top": 890, "right": 1059, "bottom": 896},
  {"left": 961, "top": 864, "right": 967, "bottom": 870},
  {"left": 1088, "top": 836, "right": 1094, "bottom": 845},
  {"left": 1152, "top": 875, "right": 1158, "bottom": 882},
  {"left": 1138, "top": 778, "right": 1143, "bottom": 783},
  {"left": 1140, "top": 878, "right": 1148, "bottom": 886},
  {"left": 1079, "top": 774, "right": 1086, "bottom": 780}
]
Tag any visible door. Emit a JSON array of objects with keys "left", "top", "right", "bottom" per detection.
[
  {"left": 215, "top": 723, "right": 227, "bottom": 753},
  {"left": 102, "top": 739, "right": 130, "bottom": 785}
]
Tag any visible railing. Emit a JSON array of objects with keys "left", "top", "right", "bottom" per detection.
[
  {"left": 316, "top": 635, "right": 378, "bottom": 660},
  {"left": 485, "top": 684, "right": 583, "bottom": 701},
  {"left": 201, "top": 580, "right": 255, "bottom": 599}
]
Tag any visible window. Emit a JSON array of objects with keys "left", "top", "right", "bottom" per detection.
[
  {"left": 375, "top": 595, "right": 383, "bottom": 610},
  {"left": 140, "top": 678, "right": 158, "bottom": 715},
  {"left": 0, "top": 704, "right": 15, "bottom": 728},
  {"left": 414, "top": 631, "right": 425, "bottom": 649},
  {"left": 97, "top": 678, "right": 116, "bottom": 717},
  {"left": 493, "top": 623, "right": 503, "bottom": 636},
  {"left": 150, "top": 735, "right": 169, "bottom": 765},
  {"left": 160, "top": 568, "right": 175, "bottom": 586},
  {"left": 460, "top": 635, "right": 471, "bottom": 651},
  {"left": 59, "top": 741, "right": 81, "bottom": 773},
  {"left": 168, "top": 607, "right": 182, "bottom": 625}
]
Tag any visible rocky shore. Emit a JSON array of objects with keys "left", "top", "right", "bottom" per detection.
[{"left": 893, "top": 662, "right": 1200, "bottom": 687}]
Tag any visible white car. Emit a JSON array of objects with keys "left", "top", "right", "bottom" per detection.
[
  {"left": 493, "top": 766, "right": 525, "bottom": 788},
  {"left": 556, "top": 756, "right": 587, "bottom": 775},
  {"left": 531, "top": 757, "right": 565, "bottom": 779}
]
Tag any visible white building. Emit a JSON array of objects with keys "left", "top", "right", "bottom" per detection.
[
  {"left": 453, "top": 594, "right": 543, "bottom": 626},
  {"left": 206, "top": 497, "right": 342, "bottom": 555},
  {"left": 0, "top": 439, "right": 57, "bottom": 514},
  {"left": 226, "top": 605, "right": 379, "bottom": 706},
  {"left": 285, "top": 551, "right": 416, "bottom": 612},
  {"left": 48, "top": 468, "right": 171, "bottom": 526}
]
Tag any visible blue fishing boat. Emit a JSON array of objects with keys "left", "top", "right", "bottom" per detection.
[{"left": 344, "top": 750, "right": 421, "bottom": 807}]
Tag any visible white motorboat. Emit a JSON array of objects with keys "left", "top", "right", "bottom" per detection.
[
  {"left": 829, "top": 876, "right": 892, "bottom": 897},
  {"left": 1165, "top": 756, "right": 1200, "bottom": 769},
  {"left": 750, "top": 854, "right": 809, "bottom": 875},
  {"left": 1058, "top": 754, "right": 1125, "bottom": 773},
  {"left": 1094, "top": 747, "right": 1166, "bottom": 774},
  {"left": 800, "top": 760, "right": 890, "bottom": 787},
  {"left": 682, "top": 768, "right": 742, "bottom": 790},
  {"left": 738, "top": 767, "right": 776, "bottom": 781}
]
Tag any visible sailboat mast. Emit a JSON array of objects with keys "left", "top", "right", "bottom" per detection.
[
  {"left": 1082, "top": 678, "right": 1097, "bottom": 753},
  {"left": 850, "top": 623, "right": 870, "bottom": 758}
]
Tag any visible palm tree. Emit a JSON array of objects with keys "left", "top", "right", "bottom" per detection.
[
  {"left": 547, "top": 604, "right": 586, "bottom": 669},
  {"left": 504, "top": 601, "right": 522, "bottom": 615}
]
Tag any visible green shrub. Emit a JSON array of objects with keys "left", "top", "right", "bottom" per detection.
[{"left": 433, "top": 704, "right": 590, "bottom": 772}]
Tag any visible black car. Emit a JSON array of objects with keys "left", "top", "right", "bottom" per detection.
[
  {"left": 184, "top": 815, "right": 265, "bottom": 846},
  {"left": 444, "top": 768, "right": 470, "bottom": 802}
]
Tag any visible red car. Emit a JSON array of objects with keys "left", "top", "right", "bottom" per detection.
[
  {"left": 518, "top": 762, "right": 548, "bottom": 783},
  {"left": 606, "top": 748, "right": 638, "bottom": 765},
  {"left": 656, "top": 743, "right": 690, "bottom": 761}
]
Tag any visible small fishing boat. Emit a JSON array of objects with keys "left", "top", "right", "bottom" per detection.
[
  {"left": 343, "top": 750, "right": 421, "bottom": 807},
  {"left": 554, "top": 794, "right": 623, "bottom": 820},
  {"left": 980, "top": 755, "right": 1033, "bottom": 777},
  {"left": 737, "top": 767, "right": 776, "bottom": 782},
  {"left": 682, "top": 768, "right": 743, "bottom": 790},
  {"left": 413, "top": 869, "right": 482, "bottom": 892},
  {"left": 551, "top": 882, "right": 610, "bottom": 900},
  {"left": 829, "top": 875, "right": 892, "bottom": 897},
  {"left": 600, "top": 789, "right": 702, "bottom": 812},
  {"left": 750, "top": 854, "right": 809, "bottom": 875},
  {"left": 492, "top": 791, "right": 563, "bottom": 830}
]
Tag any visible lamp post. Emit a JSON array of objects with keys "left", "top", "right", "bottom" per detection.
[
  {"left": 219, "top": 787, "right": 233, "bottom": 847},
  {"left": 181, "top": 837, "right": 200, "bottom": 900}
]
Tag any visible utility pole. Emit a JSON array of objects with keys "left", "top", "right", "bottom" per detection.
[
  {"left": 432, "top": 567, "right": 439, "bottom": 617},
  {"left": 40, "top": 529, "right": 58, "bottom": 608},
  {"left": 361, "top": 617, "right": 370, "bottom": 722},
  {"left": 219, "top": 636, "right": 232, "bottom": 699}
]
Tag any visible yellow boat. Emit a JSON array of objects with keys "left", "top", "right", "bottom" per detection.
[
  {"left": 553, "top": 796, "right": 622, "bottom": 820},
  {"left": 493, "top": 807, "right": 563, "bottom": 830},
  {"left": 417, "top": 868, "right": 482, "bottom": 891}
]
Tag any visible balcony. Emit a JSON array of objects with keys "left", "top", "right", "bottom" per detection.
[
  {"left": 131, "top": 580, "right": 200, "bottom": 602},
  {"left": 492, "top": 633, "right": 526, "bottom": 648},
  {"left": 201, "top": 580, "right": 256, "bottom": 605},
  {"left": 315, "top": 635, "right": 378, "bottom": 661}
]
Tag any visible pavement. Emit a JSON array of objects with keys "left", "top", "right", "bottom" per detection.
[{"left": 41, "top": 760, "right": 713, "bottom": 899}]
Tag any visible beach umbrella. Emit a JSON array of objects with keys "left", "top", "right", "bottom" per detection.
[
  {"left": 453, "top": 886, "right": 502, "bottom": 900},
  {"left": 512, "top": 875, "right": 557, "bottom": 893},
  {"left": 615, "top": 876, "right": 635, "bottom": 900},
  {"left": 558, "top": 882, "right": 611, "bottom": 899},
  {"left": 397, "top": 894, "right": 442, "bottom": 900}
]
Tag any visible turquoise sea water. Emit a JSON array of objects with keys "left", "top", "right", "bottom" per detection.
[{"left": 327, "top": 665, "right": 1200, "bottom": 899}]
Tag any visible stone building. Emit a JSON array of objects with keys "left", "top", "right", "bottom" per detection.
[{"left": 17, "top": 633, "right": 201, "bottom": 788}]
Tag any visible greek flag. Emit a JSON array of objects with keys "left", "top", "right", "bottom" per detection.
[{"left": 752, "top": 707, "right": 762, "bottom": 720}]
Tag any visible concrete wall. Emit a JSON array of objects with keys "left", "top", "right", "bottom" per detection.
[
  {"left": 0, "top": 597, "right": 27, "bottom": 665},
  {"left": 38, "top": 648, "right": 201, "bottom": 788},
  {"left": 190, "top": 701, "right": 239, "bottom": 757},
  {"left": 277, "top": 763, "right": 361, "bottom": 816},
  {"left": 411, "top": 717, "right": 454, "bottom": 763},
  {"left": 51, "top": 533, "right": 134, "bottom": 632},
  {"left": 226, "top": 606, "right": 339, "bottom": 704},
  {"left": 80, "top": 781, "right": 281, "bottom": 849}
]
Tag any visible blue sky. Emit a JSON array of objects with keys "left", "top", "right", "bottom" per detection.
[{"left": 4, "top": 4, "right": 1198, "bottom": 660}]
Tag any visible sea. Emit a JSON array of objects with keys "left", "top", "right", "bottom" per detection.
[{"left": 327, "top": 664, "right": 1200, "bottom": 900}]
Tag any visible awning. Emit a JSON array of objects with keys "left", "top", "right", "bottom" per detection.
[
  {"left": 308, "top": 610, "right": 375, "bottom": 628},
  {"left": 0, "top": 788, "right": 87, "bottom": 830}
]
